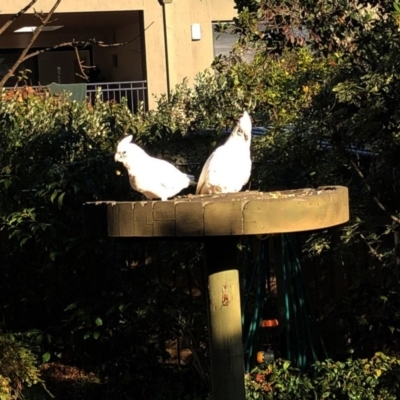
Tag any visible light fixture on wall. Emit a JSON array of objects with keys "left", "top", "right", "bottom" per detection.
[
  {"left": 14, "top": 25, "right": 63, "bottom": 33},
  {"left": 191, "top": 24, "right": 201, "bottom": 41}
]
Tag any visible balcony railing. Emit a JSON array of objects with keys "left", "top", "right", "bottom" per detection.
[
  {"left": 86, "top": 81, "right": 148, "bottom": 112},
  {"left": 5, "top": 80, "right": 148, "bottom": 114}
]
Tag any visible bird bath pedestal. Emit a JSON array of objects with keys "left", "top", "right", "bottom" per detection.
[{"left": 84, "top": 186, "right": 349, "bottom": 400}]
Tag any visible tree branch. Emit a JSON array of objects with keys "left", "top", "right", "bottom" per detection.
[
  {"left": 0, "top": 0, "right": 62, "bottom": 88},
  {"left": 359, "top": 233, "right": 383, "bottom": 261},
  {"left": 73, "top": 46, "right": 89, "bottom": 81},
  {"left": 88, "top": 21, "right": 154, "bottom": 48},
  {"left": 350, "top": 159, "right": 400, "bottom": 225},
  {"left": 9, "top": 21, "right": 154, "bottom": 81},
  {"left": 0, "top": 0, "right": 37, "bottom": 37}
]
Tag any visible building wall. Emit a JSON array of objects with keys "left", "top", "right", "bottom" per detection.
[
  {"left": 114, "top": 17, "right": 145, "bottom": 82},
  {"left": 1, "top": 0, "right": 147, "bottom": 13},
  {"left": 1, "top": 0, "right": 236, "bottom": 108},
  {"left": 162, "top": 0, "right": 235, "bottom": 88},
  {"left": 90, "top": 16, "right": 145, "bottom": 83},
  {"left": 143, "top": 0, "right": 235, "bottom": 108}
]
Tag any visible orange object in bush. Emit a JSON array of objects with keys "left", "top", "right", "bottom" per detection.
[
  {"left": 261, "top": 319, "right": 279, "bottom": 328},
  {"left": 256, "top": 349, "right": 275, "bottom": 363},
  {"left": 257, "top": 351, "right": 265, "bottom": 363}
]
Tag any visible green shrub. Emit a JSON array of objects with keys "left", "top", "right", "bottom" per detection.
[
  {"left": 246, "top": 353, "right": 400, "bottom": 399},
  {"left": 0, "top": 333, "right": 43, "bottom": 400},
  {"left": 245, "top": 359, "right": 314, "bottom": 399},
  {"left": 0, "top": 88, "right": 211, "bottom": 395}
]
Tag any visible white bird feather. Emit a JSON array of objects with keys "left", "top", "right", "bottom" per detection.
[
  {"left": 196, "top": 111, "right": 252, "bottom": 195},
  {"left": 115, "top": 135, "right": 195, "bottom": 201}
]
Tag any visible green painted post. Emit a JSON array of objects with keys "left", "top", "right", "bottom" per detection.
[{"left": 204, "top": 237, "right": 246, "bottom": 400}]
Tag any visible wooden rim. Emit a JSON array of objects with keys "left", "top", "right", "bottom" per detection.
[{"left": 84, "top": 186, "right": 349, "bottom": 237}]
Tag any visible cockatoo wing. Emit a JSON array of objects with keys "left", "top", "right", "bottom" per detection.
[
  {"left": 151, "top": 158, "right": 191, "bottom": 191},
  {"left": 133, "top": 156, "right": 192, "bottom": 200},
  {"left": 196, "top": 145, "right": 251, "bottom": 194},
  {"left": 196, "top": 148, "right": 220, "bottom": 195}
]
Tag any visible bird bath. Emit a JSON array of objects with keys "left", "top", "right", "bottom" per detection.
[{"left": 84, "top": 186, "right": 349, "bottom": 400}]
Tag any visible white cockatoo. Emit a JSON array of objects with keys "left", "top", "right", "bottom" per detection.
[
  {"left": 115, "top": 135, "right": 196, "bottom": 201},
  {"left": 196, "top": 111, "right": 252, "bottom": 195}
]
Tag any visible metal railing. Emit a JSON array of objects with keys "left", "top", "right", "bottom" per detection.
[
  {"left": 86, "top": 80, "right": 148, "bottom": 112},
  {"left": 5, "top": 80, "right": 148, "bottom": 113}
]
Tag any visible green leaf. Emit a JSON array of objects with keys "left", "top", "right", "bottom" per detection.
[
  {"left": 20, "top": 237, "right": 30, "bottom": 247},
  {"left": 58, "top": 192, "right": 65, "bottom": 207},
  {"left": 42, "top": 352, "right": 51, "bottom": 363},
  {"left": 50, "top": 190, "right": 58, "bottom": 203},
  {"left": 283, "top": 361, "right": 290, "bottom": 370},
  {"left": 95, "top": 317, "right": 103, "bottom": 326},
  {"left": 35, "top": 334, "right": 43, "bottom": 344},
  {"left": 380, "top": 295, "right": 388, "bottom": 303},
  {"left": 64, "top": 302, "right": 77, "bottom": 311},
  {"left": 25, "top": 329, "right": 41, "bottom": 338},
  {"left": 93, "top": 331, "right": 100, "bottom": 340},
  {"left": 118, "top": 304, "right": 125, "bottom": 312}
]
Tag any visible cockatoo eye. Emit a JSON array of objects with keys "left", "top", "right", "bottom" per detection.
[{"left": 122, "top": 151, "right": 127, "bottom": 157}]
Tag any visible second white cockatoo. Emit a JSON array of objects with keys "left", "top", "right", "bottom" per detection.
[
  {"left": 196, "top": 111, "right": 252, "bottom": 195},
  {"left": 114, "top": 135, "right": 196, "bottom": 201}
]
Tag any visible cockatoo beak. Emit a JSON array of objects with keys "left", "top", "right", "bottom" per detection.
[{"left": 114, "top": 153, "right": 121, "bottom": 162}]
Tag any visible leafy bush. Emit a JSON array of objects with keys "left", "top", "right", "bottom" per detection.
[
  {"left": 245, "top": 359, "right": 314, "bottom": 399},
  {"left": 326, "top": 282, "right": 400, "bottom": 358},
  {"left": 0, "top": 88, "right": 211, "bottom": 396},
  {"left": 0, "top": 333, "right": 43, "bottom": 400},
  {"left": 3, "top": 0, "right": 400, "bottom": 389},
  {"left": 246, "top": 353, "right": 400, "bottom": 399}
]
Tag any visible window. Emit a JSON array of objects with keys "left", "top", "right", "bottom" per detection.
[
  {"left": 212, "top": 22, "right": 255, "bottom": 63},
  {"left": 212, "top": 22, "right": 238, "bottom": 58}
]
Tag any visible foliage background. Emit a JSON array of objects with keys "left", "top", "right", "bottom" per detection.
[{"left": 2, "top": 0, "right": 400, "bottom": 397}]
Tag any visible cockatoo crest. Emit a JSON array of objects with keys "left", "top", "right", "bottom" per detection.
[{"left": 229, "top": 111, "right": 252, "bottom": 142}]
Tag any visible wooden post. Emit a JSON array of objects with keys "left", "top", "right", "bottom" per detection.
[{"left": 204, "top": 237, "right": 245, "bottom": 400}]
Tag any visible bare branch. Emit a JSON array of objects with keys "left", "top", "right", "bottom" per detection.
[
  {"left": 0, "top": 0, "right": 62, "bottom": 88},
  {"left": 0, "top": 0, "right": 37, "bottom": 37},
  {"left": 73, "top": 46, "right": 89, "bottom": 81},
  {"left": 359, "top": 233, "right": 383, "bottom": 261},
  {"left": 11, "top": 21, "right": 155, "bottom": 67},
  {"left": 93, "top": 21, "right": 154, "bottom": 47},
  {"left": 351, "top": 159, "right": 400, "bottom": 225}
]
